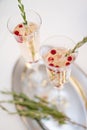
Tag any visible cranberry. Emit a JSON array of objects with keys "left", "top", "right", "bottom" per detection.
[
  {"left": 48, "top": 57, "right": 54, "bottom": 62},
  {"left": 14, "top": 30, "right": 19, "bottom": 35},
  {"left": 17, "top": 36, "right": 23, "bottom": 43},
  {"left": 67, "top": 56, "right": 72, "bottom": 61},
  {"left": 50, "top": 49, "right": 56, "bottom": 55},
  {"left": 48, "top": 68, "right": 52, "bottom": 71},
  {"left": 55, "top": 65, "right": 59, "bottom": 68},
  {"left": 57, "top": 71, "right": 60, "bottom": 73},
  {"left": 65, "top": 62, "right": 70, "bottom": 66},
  {"left": 19, "top": 24, "right": 23, "bottom": 28},
  {"left": 49, "top": 63, "right": 54, "bottom": 66}
]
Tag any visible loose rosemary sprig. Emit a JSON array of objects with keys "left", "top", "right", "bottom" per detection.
[
  {"left": 0, "top": 91, "right": 87, "bottom": 129},
  {"left": 18, "top": 0, "right": 28, "bottom": 25},
  {"left": 66, "top": 36, "right": 87, "bottom": 56}
]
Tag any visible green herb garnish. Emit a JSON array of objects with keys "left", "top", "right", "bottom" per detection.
[
  {"left": 66, "top": 36, "right": 87, "bottom": 56},
  {"left": 0, "top": 91, "right": 87, "bottom": 129},
  {"left": 18, "top": 0, "right": 28, "bottom": 25}
]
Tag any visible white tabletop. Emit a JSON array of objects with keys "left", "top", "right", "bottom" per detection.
[{"left": 0, "top": 0, "right": 87, "bottom": 130}]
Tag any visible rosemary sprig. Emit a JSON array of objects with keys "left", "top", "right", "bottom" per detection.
[
  {"left": 18, "top": 0, "right": 28, "bottom": 25},
  {"left": 66, "top": 36, "right": 87, "bottom": 56},
  {"left": 0, "top": 91, "right": 87, "bottom": 129}
]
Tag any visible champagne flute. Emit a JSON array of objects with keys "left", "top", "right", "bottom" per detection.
[
  {"left": 7, "top": 9, "right": 42, "bottom": 95},
  {"left": 7, "top": 9, "right": 42, "bottom": 63},
  {"left": 40, "top": 36, "right": 78, "bottom": 107}
]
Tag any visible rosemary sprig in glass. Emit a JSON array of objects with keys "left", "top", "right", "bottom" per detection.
[
  {"left": 18, "top": 0, "right": 27, "bottom": 25},
  {"left": 66, "top": 36, "right": 87, "bottom": 56},
  {"left": 0, "top": 91, "right": 87, "bottom": 129}
]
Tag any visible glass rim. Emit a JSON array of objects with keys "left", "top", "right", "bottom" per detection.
[
  {"left": 39, "top": 37, "right": 78, "bottom": 71},
  {"left": 42, "top": 35, "right": 76, "bottom": 46},
  {"left": 7, "top": 9, "right": 42, "bottom": 36}
]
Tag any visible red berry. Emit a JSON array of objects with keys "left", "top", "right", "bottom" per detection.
[
  {"left": 48, "top": 57, "right": 54, "bottom": 62},
  {"left": 17, "top": 36, "right": 23, "bottom": 43},
  {"left": 49, "top": 63, "right": 54, "bottom": 66},
  {"left": 14, "top": 30, "right": 19, "bottom": 35},
  {"left": 50, "top": 49, "right": 56, "bottom": 55},
  {"left": 67, "top": 56, "right": 72, "bottom": 61},
  {"left": 65, "top": 62, "right": 70, "bottom": 66},
  {"left": 19, "top": 24, "right": 23, "bottom": 28},
  {"left": 57, "top": 71, "right": 60, "bottom": 73},
  {"left": 48, "top": 68, "right": 52, "bottom": 71},
  {"left": 55, "top": 65, "right": 59, "bottom": 68}
]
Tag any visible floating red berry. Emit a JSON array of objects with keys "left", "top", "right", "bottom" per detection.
[
  {"left": 67, "top": 56, "right": 72, "bottom": 61},
  {"left": 57, "top": 71, "right": 60, "bottom": 73},
  {"left": 14, "top": 30, "right": 19, "bottom": 35},
  {"left": 65, "top": 62, "right": 70, "bottom": 66},
  {"left": 49, "top": 63, "right": 54, "bottom": 66},
  {"left": 48, "top": 68, "right": 53, "bottom": 71},
  {"left": 50, "top": 49, "right": 56, "bottom": 55},
  {"left": 48, "top": 57, "right": 54, "bottom": 62},
  {"left": 55, "top": 65, "right": 59, "bottom": 68},
  {"left": 17, "top": 36, "right": 23, "bottom": 43},
  {"left": 19, "top": 24, "right": 23, "bottom": 28}
]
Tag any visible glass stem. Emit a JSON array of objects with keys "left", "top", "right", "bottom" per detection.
[
  {"left": 57, "top": 89, "right": 62, "bottom": 103},
  {"left": 55, "top": 86, "right": 64, "bottom": 111}
]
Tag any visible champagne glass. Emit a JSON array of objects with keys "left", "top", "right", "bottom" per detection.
[
  {"left": 40, "top": 36, "right": 78, "bottom": 107},
  {"left": 7, "top": 9, "right": 42, "bottom": 96},
  {"left": 7, "top": 9, "right": 42, "bottom": 63}
]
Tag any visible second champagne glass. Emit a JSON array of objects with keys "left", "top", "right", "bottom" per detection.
[{"left": 40, "top": 36, "right": 78, "bottom": 107}]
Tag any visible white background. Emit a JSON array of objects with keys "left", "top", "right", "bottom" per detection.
[{"left": 0, "top": 0, "right": 87, "bottom": 130}]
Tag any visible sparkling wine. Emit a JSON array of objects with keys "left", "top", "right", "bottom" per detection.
[
  {"left": 41, "top": 46, "right": 76, "bottom": 88},
  {"left": 13, "top": 22, "right": 40, "bottom": 63}
]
